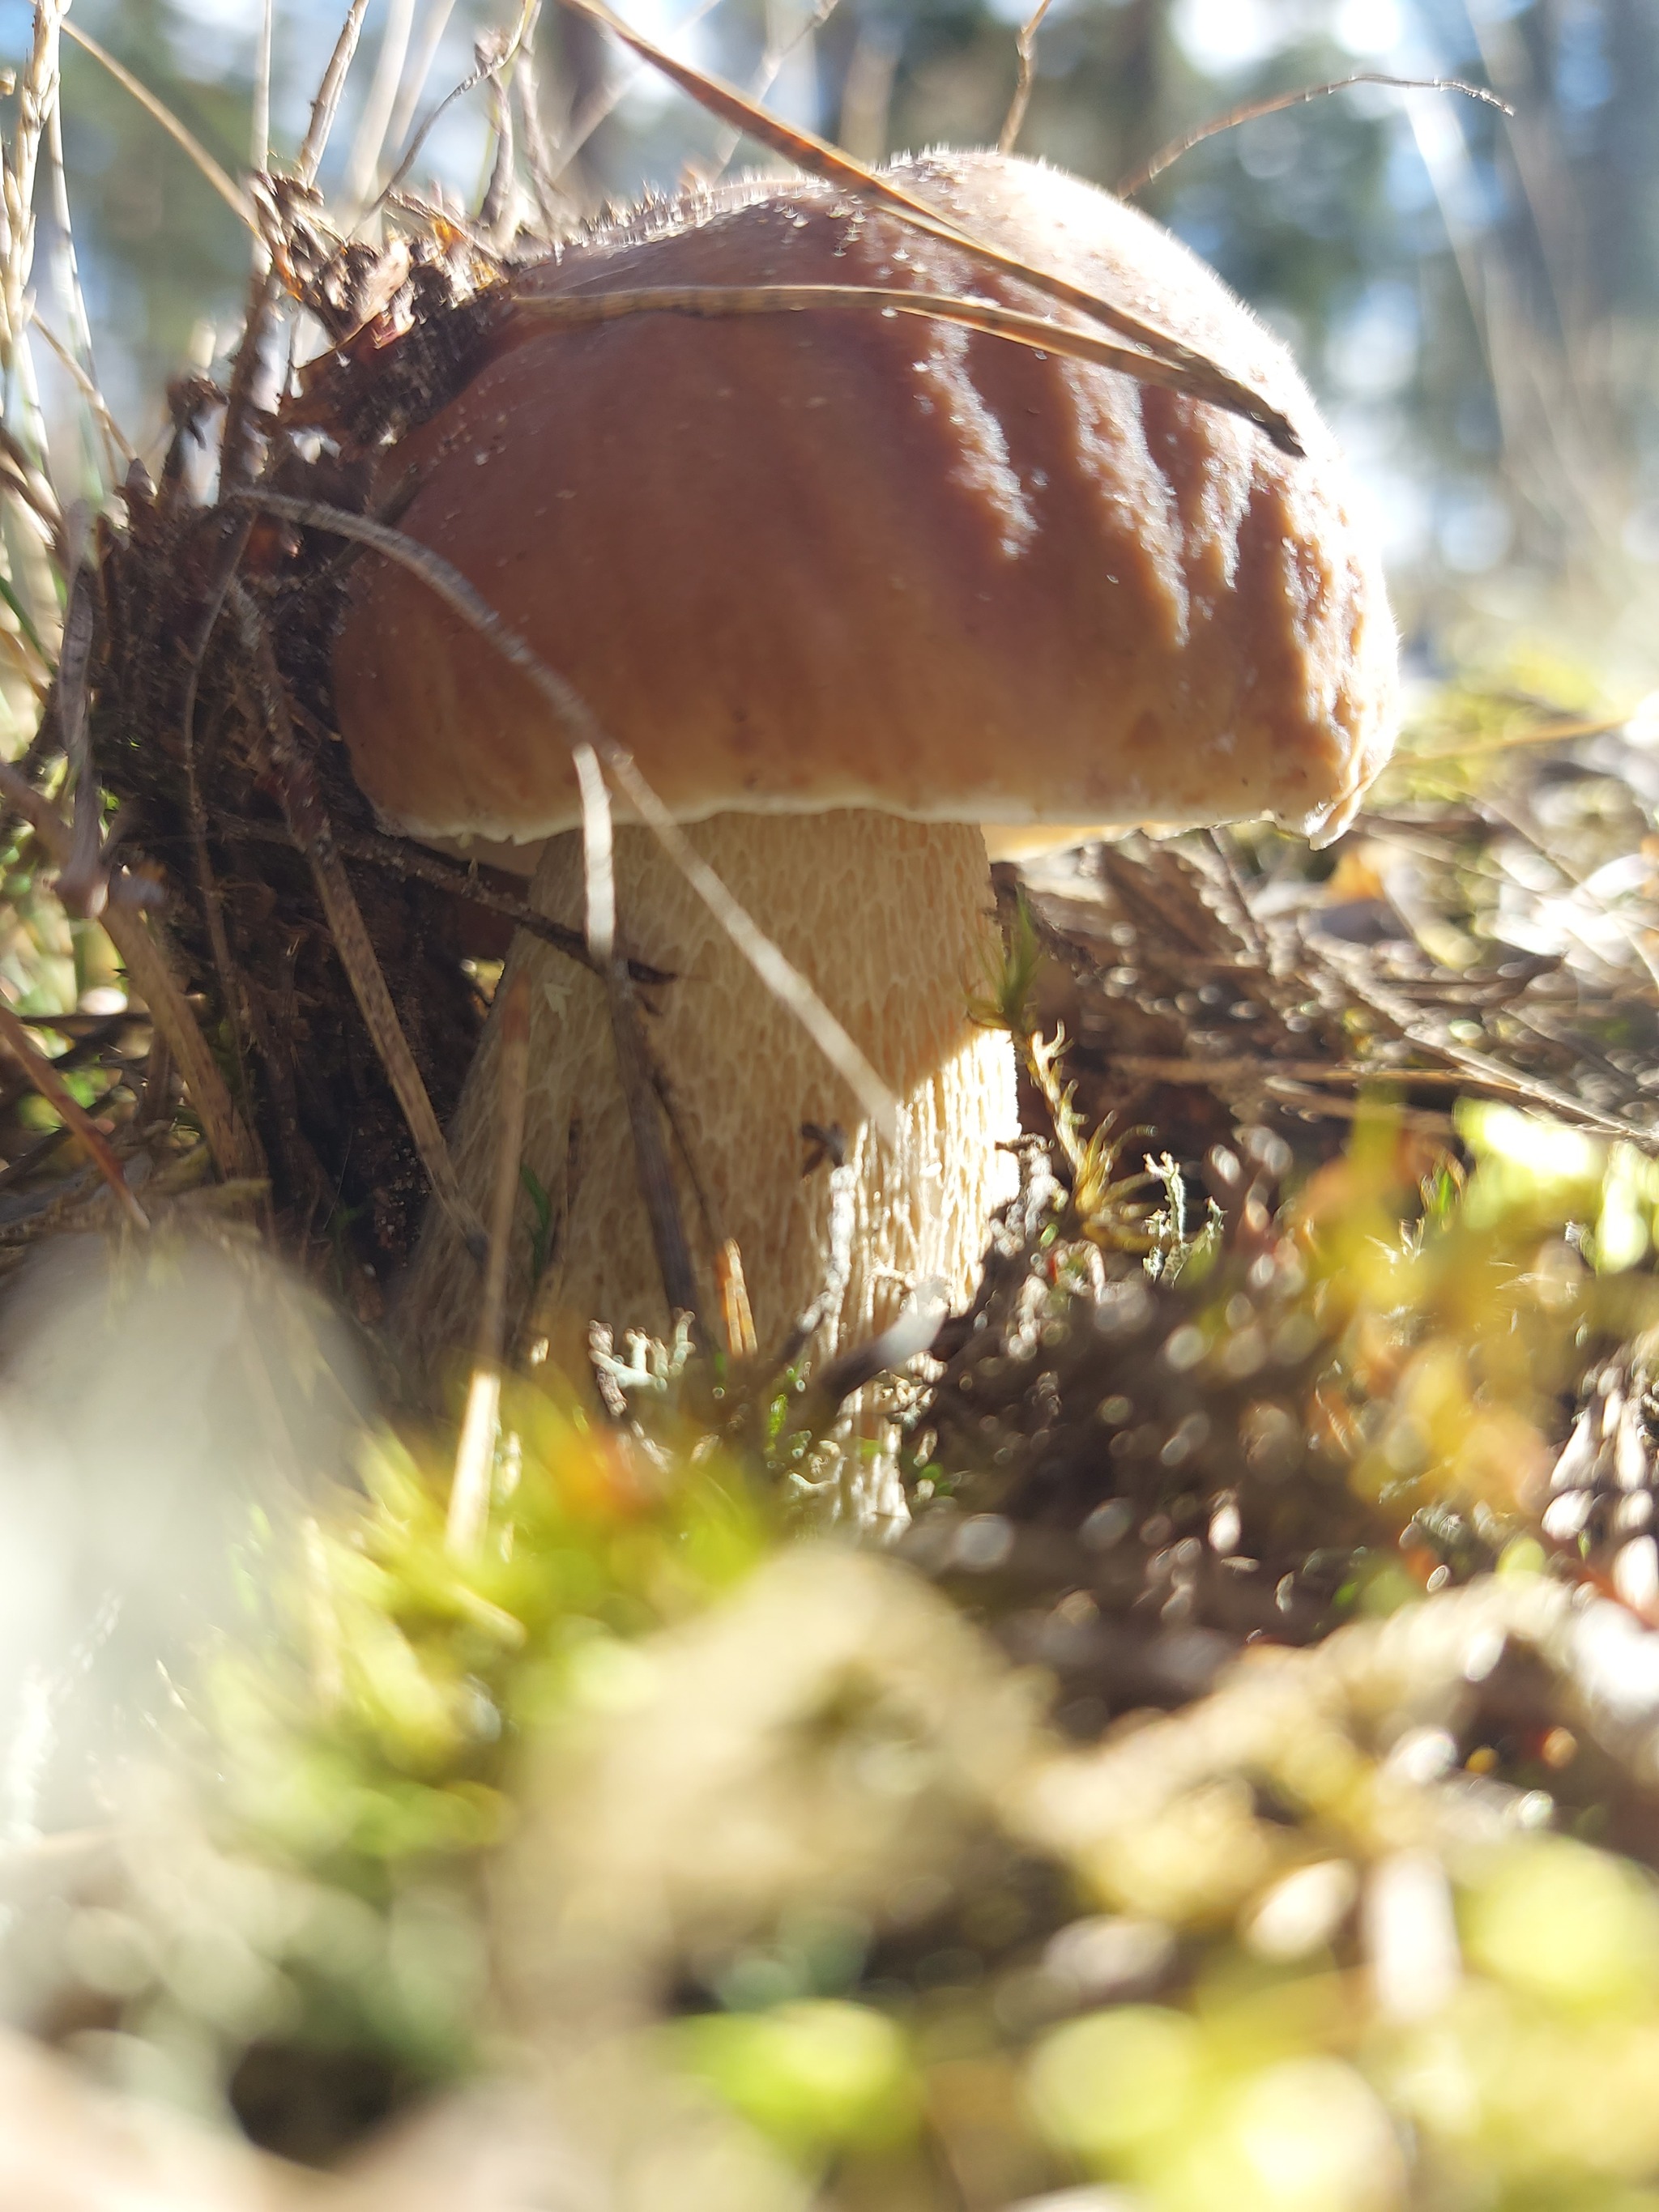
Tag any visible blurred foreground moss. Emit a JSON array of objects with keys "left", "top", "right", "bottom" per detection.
[{"left": 48, "top": 1098, "right": 1659, "bottom": 2203}]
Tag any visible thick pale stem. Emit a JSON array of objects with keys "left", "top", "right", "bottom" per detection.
[{"left": 395, "top": 811, "right": 1018, "bottom": 1377}]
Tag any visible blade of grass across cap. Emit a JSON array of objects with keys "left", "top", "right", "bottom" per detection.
[
  {"left": 1117, "top": 73, "right": 1512, "bottom": 198},
  {"left": 550, "top": 0, "right": 1300, "bottom": 454},
  {"left": 513, "top": 281, "right": 1266, "bottom": 416},
  {"left": 229, "top": 488, "right": 900, "bottom": 1140},
  {"left": 62, "top": 22, "right": 257, "bottom": 230}
]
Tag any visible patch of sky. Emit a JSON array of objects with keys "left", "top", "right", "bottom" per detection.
[
  {"left": 1327, "top": 277, "right": 1421, "bottom": 399},
  {"left": 1437, "top": 476, "right": 1513, "bottom": 572},
  {"left": 1330, "top": 400, "right": 1435, "bottom": 569},
  {"left": 1333, "top": 0, "right": 1403, "bottom": 61}
]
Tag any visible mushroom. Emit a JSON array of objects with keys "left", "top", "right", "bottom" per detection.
[{"left": 331, "top": 149, "right": 1397, "bottom": 1372}]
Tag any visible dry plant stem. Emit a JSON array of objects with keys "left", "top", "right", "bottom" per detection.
[
  {"left": 296, "top": 0, "right": 373, "bottom": 185},
  {"left": 0, "top": 754, "right": 264, "bottom": 1181},
  {"left": 219, "top": 262, "right": 281, "bottom": 497},
  {"left": 552, "top": 0, "right": 1300, "bottom": 454},
  {"left": 60, "top": 22, "right": 256, "bottom": 229},
  {"left": 236, "top": 591, "right": 487, "bottom": 1257},
  {"left": 447, "top": 966, "right": 529, "bottom": 1556},
  {"left": 369, "top": 1, "right": 538, "bottom": 224},
  {"left": 0, "top": 997, "right": 148, "bottom": 1229},
  {"left": 1117, "top": 72, "right": 1512, "bottom": 198},
  {"left": 510, "top": 283, "right": 1252, "bottom": 414},
  {"left": 232, "top": 488, "right": 896, "bottom": 1132},
  {"left": 997, "top": 0, "right": 1053, "bottom": 156}
]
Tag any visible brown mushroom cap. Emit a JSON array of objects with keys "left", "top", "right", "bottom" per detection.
[{"left": 333, "top": 149, "right": 1397, "bottom": 856}]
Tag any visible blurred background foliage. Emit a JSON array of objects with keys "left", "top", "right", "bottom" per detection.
[{"left": 4, "top": 0, "right": 1659, "bottom": 696}]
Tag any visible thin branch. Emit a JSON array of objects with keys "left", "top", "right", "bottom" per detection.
[
  {"left": 997, "top": 0, "right": 1053, "bottom": 156},
  {"left": 513, "top": 279, "right": 1266, "bottom": 416},
  {"left": 296, "top": 0, "right": 373, "bottom": 186},
  {"left": 0, "top": 996, "right": 147, "bottom": 1229},
  {"left": 60, "top": 22, "right": 257, "bottom": 230},
  {"left": 229, "top": 488, "right": 899, "bottom": 1136},
  {"left": 1116, "top": 73, "right": 1513, "bottom": 198},
  {"left": 550, "top": 0, "right": 1301, "bottom": 454}
]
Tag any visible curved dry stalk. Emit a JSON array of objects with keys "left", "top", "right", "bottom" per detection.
[
  {"left": 997, "top": 0, "right": 1053, "bottom": 156},
  {"left": 228, "top": 487, "right": 898, "bottom": 1139},
  {"left": 61, "top": 21, "right": 256, "bottom": 231},
  {"left": 514, "top": 279, "right": 1262, "bottom": 416},
  {"left": 1116, "top": 72, "right": 1513, "bottom": 198},
  {"left": 296, "top": 0, "right": 373, "bottom": 186},
  {"left": 370, "top": 0, "right": 539, "bottom": 224},
  {"left": 552, "top": 0, "right": 1301, "bottom": 454}
]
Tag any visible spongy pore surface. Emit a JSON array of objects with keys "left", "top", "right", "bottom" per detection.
[{"left": 335, "top": 148, "right": 1397, "bottom": 857}]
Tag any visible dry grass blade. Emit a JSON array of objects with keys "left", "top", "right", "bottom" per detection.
[
  {"left": 1117, "top": 72, "right": 1513, "bottom": 198},
  {"left": 0, "top": 995, "right": 148, "bottom": 1229},
  {"left": 514, "top": 279, "right": 1264, "bottom": 414},
  {"left": 61, "top": 21, "right": 257, "bottom": 229},
  {"left": 552, "top": 0, "right": 1301, "bottom": 454},
  {"left": 447, "top": 965, "right": 529, "bottom": 1556},
  {"left": 997, "top": 0, "right": 1053, "bottom": 156},
  {"left": 1, "top": 0, "right": 66, "bottom": 380},
  {"left": 0, "top": 755, "right": 265, "bottom": 1183},
  {"left": 229, "top": 488, "right": 898, "bottom": 1137},
  {"left": 236, "top": 590, "right": 488, "bottom": 1258}
]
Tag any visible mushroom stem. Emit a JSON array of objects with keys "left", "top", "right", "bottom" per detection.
[{"left": 394, "top": 811, "right": 1018, "bottom": 1377}]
